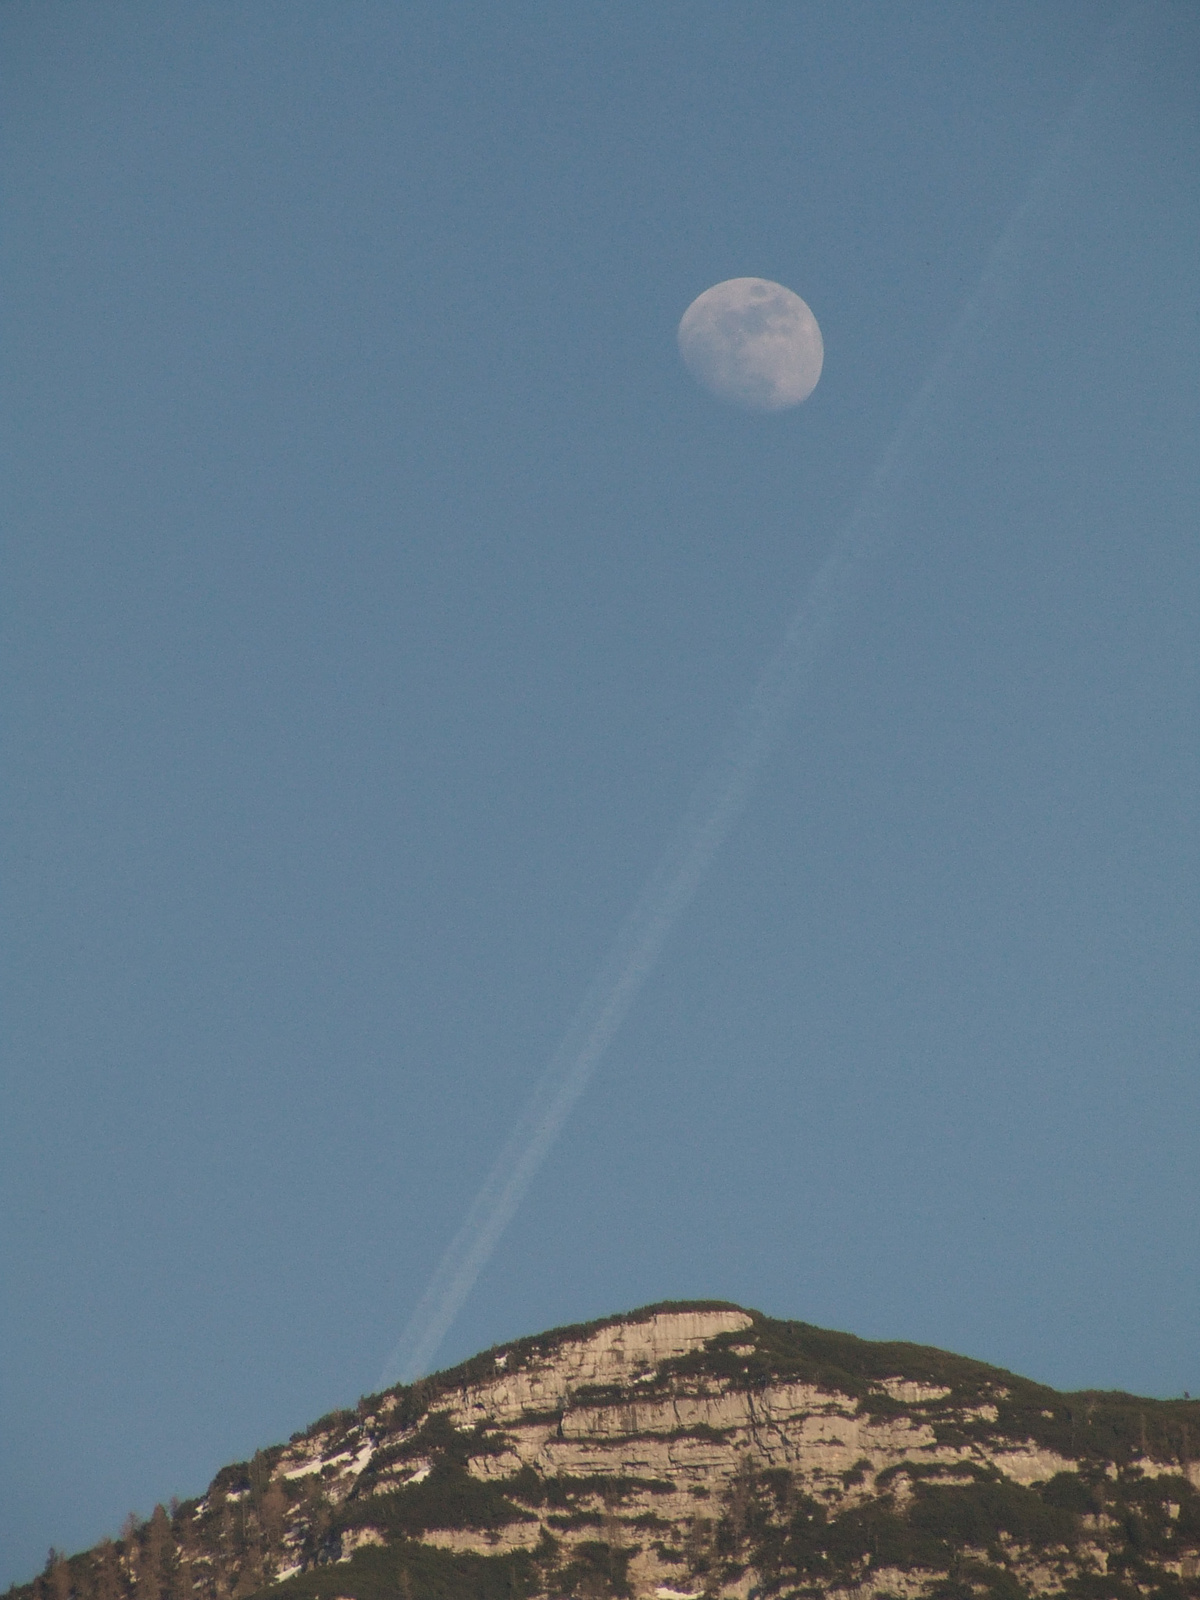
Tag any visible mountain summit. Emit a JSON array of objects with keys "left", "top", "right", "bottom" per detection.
[{"left": 19, "top": 1303, "right": 1200, "bottom": 1600}]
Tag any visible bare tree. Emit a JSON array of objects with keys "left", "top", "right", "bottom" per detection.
[
  {"left": 259, "top": 1484, "right": 288, "bottom": 1563},
  {"left": 94, "top": 1540, "right": 121, "bottom": 1600},
  {"left": 47, "top": 1552, "right": 71, "bottom": 1600},
  {"left": 140, "top": 1507, "right": 174, "bottom": 1600}
]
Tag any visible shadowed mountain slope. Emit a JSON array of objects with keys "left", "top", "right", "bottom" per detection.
[{"left": 15, "top": 1303, "right": 1200, "bottom": 1600}]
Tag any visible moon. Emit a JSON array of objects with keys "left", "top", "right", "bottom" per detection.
[{"left": 677, "top": 277, "right": 823, "bottom": 411}]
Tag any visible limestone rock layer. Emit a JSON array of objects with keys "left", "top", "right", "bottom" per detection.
[{"left": 23, "top": 1303, "right": 1200, "bottom": 1600}]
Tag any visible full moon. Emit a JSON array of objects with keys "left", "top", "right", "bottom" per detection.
[{"left": 677, "top": 277, "right": 823, "bottom": 411}]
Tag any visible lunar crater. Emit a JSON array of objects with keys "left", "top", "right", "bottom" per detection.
[{"left": 678, "top": 277, "right": 823, "bottom": 411}]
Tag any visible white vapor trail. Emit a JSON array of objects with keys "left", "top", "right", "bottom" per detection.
[{"left": 379, "top": 28, "right": 1126, "bottom": 1392}]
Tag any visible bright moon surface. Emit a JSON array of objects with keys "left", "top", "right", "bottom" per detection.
[{"left": 678, "top": 277, "right": 824, "bottom": 411}]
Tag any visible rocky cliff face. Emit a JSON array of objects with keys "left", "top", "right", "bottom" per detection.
[{"left": 19, "top": 1303, "right": 1200, "bottom": 1600}]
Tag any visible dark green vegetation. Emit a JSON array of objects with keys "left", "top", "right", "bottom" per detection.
[
  {"left": 692, "top": 1460, "right": 1200, "bottom": 1600},
  {"left": 284, "top": 1303, "right": 1198, "bottom": 1479},
  {"left": 9, "top": 1304, "right": 1199, "bottom": 1600},
  {"left": 667, "top": 1315, "right": 1200, "bottom": 1471},
  {"left": 253, "top": 1541, "right": 542, "bottom": 1600}
]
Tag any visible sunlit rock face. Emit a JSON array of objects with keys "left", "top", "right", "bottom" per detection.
[{"left": 25, "top": 1304, "right": 1200, "bottom": 1600}]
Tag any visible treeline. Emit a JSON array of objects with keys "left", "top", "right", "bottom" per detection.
[{"left": 7, "top": 1453, "right": 336, "bottom": 1600}]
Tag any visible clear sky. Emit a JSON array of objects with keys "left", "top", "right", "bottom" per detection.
[{"left": 2, "top": 2, "right": 1197, "bottom": 1585}]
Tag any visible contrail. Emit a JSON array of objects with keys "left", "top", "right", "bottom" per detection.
[{"left": 379, "top": 25, "right": 1127, "bottom": 1391}]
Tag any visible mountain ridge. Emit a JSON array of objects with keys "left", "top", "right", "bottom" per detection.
[{"left": 15, "top": 1303, "right": 1200, "bottom": 1600}]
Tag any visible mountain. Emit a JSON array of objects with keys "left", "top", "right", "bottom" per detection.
[{"left": 15, "top": 1303, "right": 1200, "bottom": 1600}]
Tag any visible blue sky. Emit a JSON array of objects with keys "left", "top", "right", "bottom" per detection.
[{"left": 2, "top": 2, "right": 1197, "bottom": 1583}]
